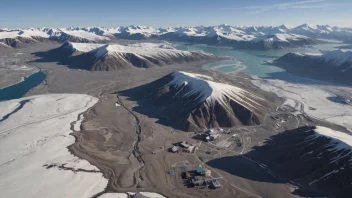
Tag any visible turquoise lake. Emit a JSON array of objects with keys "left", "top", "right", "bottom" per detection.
[
  {"left": 176, "top": 43, "right": 344, "bottom": 77},
  {"left": 0, "top": 70, "right": 46, "bottom": 101}
]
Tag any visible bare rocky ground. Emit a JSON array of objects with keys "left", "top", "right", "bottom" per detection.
[{"left": 4, "top": 43, "right": 346, "bottom": 197}]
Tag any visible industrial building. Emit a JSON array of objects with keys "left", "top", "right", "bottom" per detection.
[
  {"left": 204, "top": 129, "right": 221, "bottom": 141},
  {"left": 170, "top": 142, "right": 196, "bottom": 153},
  {"left": 182, "top": 165, "right": 220, "bottom": 189}
]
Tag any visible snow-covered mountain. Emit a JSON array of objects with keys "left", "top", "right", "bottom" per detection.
[
  {"left": 1, "top": 24, "right": 352, "bottom": 49},
  {"left": 120, "top": 71, "right": 272, "bottom": 131},
  {"left": 0, "top": 28, "right": 110, "bottom": 48},
  {"left": 248, "top": 33, "right": 317, "bottom": 50},
  {"left": 114, "top": 25, "right": 159, "bottom": 39},
  {"left": 0, "top": 29, "right": 49, "bottom": 48},
  {"left": 160, "top": 27, "right": 318, "bottom": 50},
  {"left": 291, "top": 23, "right": 321, "bottom": 37},
  {"left": 270, "top": 49, "right": 352, "bottom": 85},
  {"left": 49, "top": 29, "right": 111, "bottom": 43},
  {"left": 35, "top": 42, "right": 219, "bottom": 71}
]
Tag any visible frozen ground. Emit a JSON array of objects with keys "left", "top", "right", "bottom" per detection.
[
  {"left": 0, "top": 94, "right": 108, "bottom": 198},
  {"left": 252, "top": 77, "right": 352, "bottom": 131}
]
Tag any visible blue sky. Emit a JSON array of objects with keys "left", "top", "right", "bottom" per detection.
[{"left": 2, "top": 0, "right": 352, "bottom": 28}]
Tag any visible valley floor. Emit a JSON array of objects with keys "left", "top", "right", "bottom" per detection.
[{"left": 1, "top": 43, "right": 352, "bottom": 198}]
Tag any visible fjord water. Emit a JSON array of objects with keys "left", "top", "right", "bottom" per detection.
[
  {"left": 0, "top": 71, "right": 46, "bottom": 101},
  {"left": 176, "top": 43, "right": 343, "bottom": 77}
]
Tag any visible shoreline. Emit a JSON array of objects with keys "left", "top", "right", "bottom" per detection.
[
  {"left": 266, "top": 60, "right": 352, "bottom": 88},
  {"left": 249, "top": 71, "right": 352, "bottom": 133},
  {"left": 0, "top": 67, "right": 42, "bottom": 90},
  {"left": 0, "top": 68, "right": 47, "bottom": 101}
]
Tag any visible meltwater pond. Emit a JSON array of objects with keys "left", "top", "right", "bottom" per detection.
[{"left": 176, "top": 43, "right": 344, "bottom": 77}]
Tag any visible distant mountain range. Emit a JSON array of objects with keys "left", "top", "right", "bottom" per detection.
[{"left": 1, "top": 24, "right": 352, "bottom": 50}]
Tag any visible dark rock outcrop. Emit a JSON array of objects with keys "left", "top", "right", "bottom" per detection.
[
  {"left": 270, "top": 52, "right": 352, "bottom": 85},
  {"left": 120, "top": 71, "right": 270, "bottom": 131}
]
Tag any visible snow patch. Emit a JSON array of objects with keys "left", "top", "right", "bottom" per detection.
[
  {"left": 0, "top": 94, "right": 107, "bottom": 198},
  {"left": 314, "top": 126, "right": 352, "bottom": 151}
]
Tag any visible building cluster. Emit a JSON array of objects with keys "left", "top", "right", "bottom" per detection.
[
  {"left": 170, "top": 141, "right": 196, "bottom": 153},
  {"left": 202, "top": 129, "right": 223, "bottom": 142},
  {"left": 183, "top": 165, "right": 220, "bottom": 189}
]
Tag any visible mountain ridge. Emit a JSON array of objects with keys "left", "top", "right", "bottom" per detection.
[
  {"left": 1, "top": 24, "right": 351, "bottom": 49},
  {"left": 33, "top": 42, "right": 221, "bottom": 71}
]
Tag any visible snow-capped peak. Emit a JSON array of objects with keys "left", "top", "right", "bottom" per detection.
[
  {"left": 167, "top": 71, "right": 264, "bottom": 111},
  {"left": 279, "top": 24, "right": 293, "bottom": 30},
  {"left": 296, "top": 23, "right": 317, "bottom": 30},
  {"left": 1, "top": 24, "right": 351, "bottom": 50}
]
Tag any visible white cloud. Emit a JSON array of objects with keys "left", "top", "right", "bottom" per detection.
[{"left": 222, "top": 0, "right": 351, "bottom": 13}]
